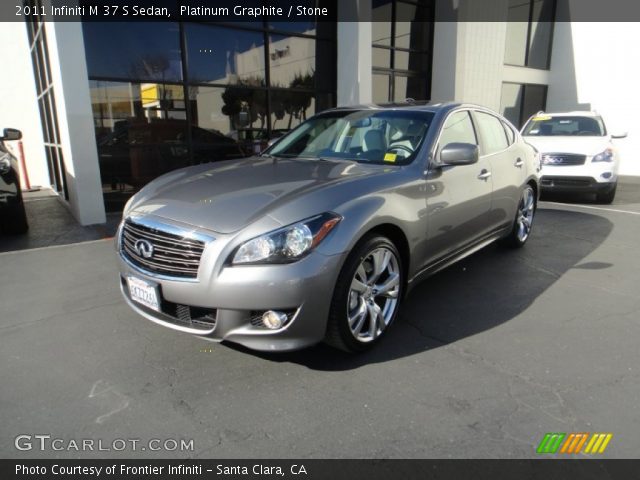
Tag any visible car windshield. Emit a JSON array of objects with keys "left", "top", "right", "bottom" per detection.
[
  {"left": 522, "top": 115, "right": 606, "bottom": 137},
  {"left": 265, "top": 109, "right": 435, "bottom": 165}
]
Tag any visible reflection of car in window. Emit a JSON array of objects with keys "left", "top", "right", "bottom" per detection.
[{"left": 97, "top": 119, "right": 246, "bottom": 190}]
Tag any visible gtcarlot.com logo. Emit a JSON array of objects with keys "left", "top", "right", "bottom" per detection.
[
  {"left": 536, "top": 432, "right": 613, "bottom": 454},
  {"left": 15, "top": 434, "right": 194, "bottom": 452}
]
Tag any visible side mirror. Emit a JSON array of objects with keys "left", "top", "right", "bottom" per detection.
[
  {"left": 439, "top": 142, "right": 479, "bottom": 166},
  {"left": 1, "top": 128, "right": 22, "bottom": 141},
  {"left": 611, "top": 132, "right": 628, "bottom": 139}
]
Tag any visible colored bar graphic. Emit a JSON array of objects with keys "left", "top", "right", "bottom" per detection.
[
  {"left": 536, "top": 433, "right": 566, "bottom": 454},
  {"left": 538, "top": 433, "right": 613, "bottom": 454}
]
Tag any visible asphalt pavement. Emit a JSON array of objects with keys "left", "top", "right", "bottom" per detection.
[{"left": 1, "top": 180, "right": 639, "bottom": 459}]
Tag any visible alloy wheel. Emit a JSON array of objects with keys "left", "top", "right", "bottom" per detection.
[
  {"left": 347, "top": 247, "right": 401, "bottom": 342},
  {"left": 517, "top": 187, "right": 535, "bottom": 242}
]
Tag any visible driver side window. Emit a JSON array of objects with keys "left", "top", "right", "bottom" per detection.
[{"left": 439, "top": 111, "right": 477, "bottom": 149}]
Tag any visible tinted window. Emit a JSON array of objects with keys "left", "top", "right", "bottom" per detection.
[
  {"left": 500, "top": 82, "right": 547, "bottom": 127},
  {"left": 475, "top": 112, "right": 509, "bottom": 154},
  {"left": 82, "top": 23, "right": 183, "bottom": 82},
  {"left": 522, "top": 116, "right": 605, "bottom": 136},
  {"left": 439, "top": 111, "right": 477, "bottom": 148},
  {"left": 504, "top": 0, "right": 555, "bottom": 69}
]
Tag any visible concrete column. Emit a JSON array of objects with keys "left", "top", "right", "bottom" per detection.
[
  {"left": 44, "top": 20, "right": 106, "bottom": 225},
  {"left": 337, "top": 0, "right": 372, "bottom": 106}
]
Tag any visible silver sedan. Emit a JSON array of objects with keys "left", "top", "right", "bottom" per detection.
[{"left": 117, "top": 102, "right": 540, "bottom": 353}]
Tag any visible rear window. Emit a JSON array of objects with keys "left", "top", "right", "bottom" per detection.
[{"left": 523, "top": 115, "right": 606, "bottom": 136}]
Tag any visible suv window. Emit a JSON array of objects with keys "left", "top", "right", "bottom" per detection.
[
  {"left": 522, "top": 115, "right": 606, "bottom": 136},
  {"left": 438, "top": 111, "right": 477, "bottom": 148},
  {"left": 475, "top": 112, "right": 509, "bottom": 154},
  {"left": 502, "top": 121, "right": 515, "bottom": 145}
]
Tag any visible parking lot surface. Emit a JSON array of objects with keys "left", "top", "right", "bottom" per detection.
[{"left": 1, "top": 180, "right": 639, "bottom": 458}]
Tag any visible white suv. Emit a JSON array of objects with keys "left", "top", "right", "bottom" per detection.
[{"left": 521, "top": 111, "right": 626, "bottom": 203}]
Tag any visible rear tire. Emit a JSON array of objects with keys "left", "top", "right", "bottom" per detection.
[
  {"left": 500, "top": 185, "right": 536, "bottom": 249},
  {"left": 596, "top": 183, "right": 617, "bottom": 204},
  {"left": 324, "top": 235, "right": 403, "bottom": 353}
]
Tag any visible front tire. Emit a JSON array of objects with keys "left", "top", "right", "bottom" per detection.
[
  {"left": 500, "top": 185, "right": 536, "bottom": 248},
  {"left": 325, "top": 235, "right": 403, "bottom": 353},
  {"left": 596, "top": 183, "right": 617, "bottom": 204}
]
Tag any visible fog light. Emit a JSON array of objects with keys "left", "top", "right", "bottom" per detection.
[
  {"left": 601, "top": 172, "right": 612, "bottom": 179},
  {"left": 262, "top": 310, "right": 287, "bottom": 330}
]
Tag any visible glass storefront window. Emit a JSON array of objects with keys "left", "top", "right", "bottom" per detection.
[
  {"left": 185, "top": 24, "right": 266, "bottom": 85},
  {"left": 393, "top": 75, "right": 427, "bottom": 102},
  {"left": 500, "top": 82, "right": 547, "bottom": 127},
  {"left": 394, "top": 50, "right": 430, "bottom": 72},
  {"left": 504, "top": 0, "right": 555, "bottom": 69},
  {"left": 189, "top": 85, "right": 269, "bottom": 155},
  {"left": 83, "top": 15, "right": 337, "bottom": 212},
  {"left": 268, "top": 33, "right": 316, "bottom": 89},
  {"left": 372, "top": 47, "right": 392, "bottom": 69},
  {"left": 371, "top": 0, "right": 434, "bottom": 103},
  {"left": 394, "top": 3, "right": 431, "bottom": 50},
  {"left": 90, "top": 80, "right": 193, "bottom": 210},
  {"left": 373, "top": 74, "right": 391, "bottom": 103},
  {"left": 83, "top": 23, "right": 183, "bottom": 82}
]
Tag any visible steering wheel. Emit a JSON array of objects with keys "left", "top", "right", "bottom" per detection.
[{"left": 387, "top": 144, "right": 414, "bottom": 157}]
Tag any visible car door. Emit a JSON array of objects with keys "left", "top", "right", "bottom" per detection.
[
  {"left": 423, "top": 109, "right": 493, "bottom": 266},
  {"left": 472, "top": 111, "right": 525, "bottom": 233}
]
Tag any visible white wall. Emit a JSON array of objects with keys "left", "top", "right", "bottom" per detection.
[
  {"left": 0, "top": 22, "right": 49, "bottom": 188},
  {"left": 548, "top": 22, "right": 640, "bottom": 176}
]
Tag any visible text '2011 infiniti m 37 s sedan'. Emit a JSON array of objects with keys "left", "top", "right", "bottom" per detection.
[{"left": 116, "top": 103, "right": 540, "bottom": 353}]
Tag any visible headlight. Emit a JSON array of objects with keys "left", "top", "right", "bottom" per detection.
[
  {"left": 592, "top": 148, "right": 614, "bottom": 163},
  {"left": 231, "top": 212, "right": 342, "bottom": 265},
  {"left": 0, "top": 152, "right": 11, "bottom": 175}
]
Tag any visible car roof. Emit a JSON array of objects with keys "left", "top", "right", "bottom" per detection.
[{"left": 537, "top": 111, "right": 601, "bottom": 117}]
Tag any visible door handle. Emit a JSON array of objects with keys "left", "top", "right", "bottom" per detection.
[
  {"left": 477, "top": 169, "right": 492, "bottom": 180},
  {"left": 515, "top": 158, "right": 524, "bottom": 168}
]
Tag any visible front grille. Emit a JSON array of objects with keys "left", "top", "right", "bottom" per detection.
[
  {"left": 173, "top": 303, "right": 217, "bottom": 330},
  {"left": 542, "top": 153, "right": 587, "bottom": 166},
  {"left": 121, "top": 219, "right": 205, "bottom": 278},
  {"left": 541, "top": 176, "right": 594, "bottom": 187}
]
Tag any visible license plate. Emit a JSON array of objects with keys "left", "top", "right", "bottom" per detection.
[{"left": 127, "top": 276, "right": 160, "bottom": 312}]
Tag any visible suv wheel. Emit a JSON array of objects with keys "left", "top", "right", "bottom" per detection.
[
  {"left": 596, "top": 183, "right": 617, "bottom": 204},
  {"left": 325, "top": 235, "right": 403, "bottom": 352}
]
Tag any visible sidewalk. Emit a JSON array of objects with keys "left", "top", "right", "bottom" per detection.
[{"left": 0, "top": 189, "right": 120, "bottom": 253}]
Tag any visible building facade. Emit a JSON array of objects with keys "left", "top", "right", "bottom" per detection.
[{"left": 0, "top": 0, "right": 637, "bottom": 226}]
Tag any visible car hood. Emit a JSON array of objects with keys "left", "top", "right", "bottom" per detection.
[
  {"left": 127, "top": 156, "right": 391, "bottom": 234},
  {"left": 523, "top": 136, "right": 611, "bottom": 156}
]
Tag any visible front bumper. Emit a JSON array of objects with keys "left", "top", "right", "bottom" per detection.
[
  {"left": 540, "top": 162, "right": 617, "bottom": 193},
  {"left": 540, "top": 176, "right": 616, "bottom": 194},
  {"left": 116, "top": 220, "right": 347, "bottom": 352}
]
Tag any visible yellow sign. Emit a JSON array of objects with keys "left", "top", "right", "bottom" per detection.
[{"left": 383, "top": 153, "right": 397, "bottom": 162}]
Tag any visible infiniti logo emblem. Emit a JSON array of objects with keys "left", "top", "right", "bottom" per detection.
[
  {"left": 544, "top": 155, "right": 564, "bottom": 165},
  {"left": 134, "top": 239, "right": 154, "bottom": 259}
]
